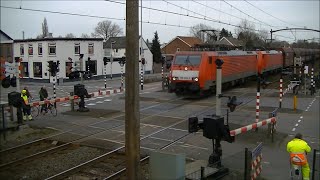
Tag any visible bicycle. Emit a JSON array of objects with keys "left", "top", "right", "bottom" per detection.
[{"left": 39, "top": 98, "right": 58, "bottom": 117}]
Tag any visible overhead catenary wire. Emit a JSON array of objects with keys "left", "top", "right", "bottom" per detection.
[
  {"left": 0, "top": 2, "right": 295, "bottom": 40},
  {"left": 221, "top": 0, "right": 279, "bottom": 29},
  {"left": 191, "top": 0, "right": 282, "bottom": 29},
  {"left": 244, "top": 0, "right": 303, "bottom": 28}
]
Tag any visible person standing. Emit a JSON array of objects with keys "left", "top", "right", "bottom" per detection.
[
  {"left": 287, "top": 133, "right": 311, "bottom": 180},
  {"left": 39, "top": 85, "right": 49, "bottom": 114},
  {"left": 21, "top": 89, "right": 32, "bottom": 121}
]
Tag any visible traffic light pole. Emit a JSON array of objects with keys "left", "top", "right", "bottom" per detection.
[
  {"left": 104, "top": 64, "right": 107, "bottom": 89},
  {"left": 80, "top": 54, "right": 84, "bottom": 83}
]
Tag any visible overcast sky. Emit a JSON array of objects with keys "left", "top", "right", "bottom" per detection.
[{"left": 1, "top": 0, "right": 319, "bottom": 44}]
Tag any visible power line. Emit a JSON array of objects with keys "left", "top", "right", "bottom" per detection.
[
  {"left": 244, "top": 0, "right": 303, "bottom": 28},
  {"left": 1, "top": 3, "right": 294, "bottom": 40},
  {"left": 221, "top": 0, "right": 282, "bottom": 29},
  {"left": 191, "top": 0, "right": 280, "bottom": 29}
]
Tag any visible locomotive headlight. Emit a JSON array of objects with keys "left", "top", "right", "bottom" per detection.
[
  {"left": 173, "top": 77, "right": 176, "bottom": 81},
  {"left": 194, "top": 77, "right": 198, "bottom": 82},
  {"left": 184, "top": 67, "right": 188, "bottom": 71}
]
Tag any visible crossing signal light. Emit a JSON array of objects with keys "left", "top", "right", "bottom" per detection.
[
  {"left": 161, "top": 56, "right": 165, "bottom": 66},
  {"left": 227, "top": 96, "right": 242, "bottom": 112},
  {"left": 141, "top": 58, "right": 145, "bottom": 65}
]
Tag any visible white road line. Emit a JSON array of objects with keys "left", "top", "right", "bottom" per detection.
[
  {"left": 96, "top": 101, "right": 103, "bottom": 104},
  {"left": 298, "top": 120, "right": 301, "bottom": 122},
  {"left": 305, "top": 109, "right": 308, "bottom": 112},
  {"left": 292, "top": 128, "right": 296, "bottom": 131},
  {"left": 87, "top": 103, "right": 96, "bottom": 106},
  {"left": 104, "top": 99, "right": 112, "bottom": 102},
  {"left": 295, "top": 124, "right": 299, "bottom": 127},
  {"left": 300, "top": 116, "right": 303, "bottom": 119},
  {"left": 96, "top": 96, "right": 104, "bottom": 99}
]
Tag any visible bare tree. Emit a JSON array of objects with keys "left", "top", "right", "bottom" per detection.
[
  {"left": 236, "top": 20, "right": 262, "bottom": 50},
  {"left": 65, "top": 33, "right": 76, "bottom": 38},
  {"left": 92, "top": 20, "right": 123, "bottom": 40},
  {"left": 190, "top": 23, "right": 218, "bottom": 42},
  {"left": 80, "top": 33, "right": 91, "bottom": 38}
]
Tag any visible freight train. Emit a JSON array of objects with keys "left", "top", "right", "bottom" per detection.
[{"left": 168, "top": 48, "right": 320, "bottom": 96}]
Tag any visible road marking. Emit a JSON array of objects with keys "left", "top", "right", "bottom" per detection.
[
  {"left": 96, "top": 101, "right": 103, "bottom": 104},
  {"left": 87, "top": 103, "right": 96, "bottom": 106},
  {"left": 298, "top": 120, "right": 301, "bottom": 122},
  {"left": 292, "top": 128, "right": 296, "bottom": 131},
  {"left": 300, "top": 116, "right": 303, "bottom": 119},
  {"left": 305, "top": 109, "right": 308, "bottom": 112},
  {"left": 96, "top": 96, "right": 104, "bottom": 99},
  {"left": 62, "top": 104, "right": 70, "bottom": 107},
  {"left": 104, "top": 99, "right": 112, "bottom": 102},
  {"left": 310, "top": 141, "right": 316, "bottom": 144},
  {"left": 295, "top": 124, "right": 299, "bottom": 127}
]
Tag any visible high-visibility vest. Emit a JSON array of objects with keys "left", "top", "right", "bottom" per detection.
[
  {"left": 21, "top": 95, "right": 28, "bottom": 104},
  {"left": 290, "top": 152, "right": 307, "bottom": 166}
]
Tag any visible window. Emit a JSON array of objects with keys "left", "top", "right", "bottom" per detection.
[
  {"left": 33, "top": 62, "right": 42, "bottom": 78},
  {"left": 177, "top": 48, "right": 180, "bottom": 52},
  {"left": 173, "top": 55, "right": 201, "bottom": 65},
  {"left": 20, "top": 44, "right": 24, "bottom": 55},
  {"left": 48, "top": 43, "right": 56, "bottom": 55},
  {"left": 21, "top": 62, "right": 29, "bottom": 77},
  {"left": 38, "top": 43, "right": 43, "bottom": 55},
  {"left": 115, "top": 49, "right": 118, "bottom": 53},
  {"left": 28, "top": 44, "right": 33, "bottom": 55},
  {"left": 88, "top": 43, "right": 94, "bottom": 54},
  {"left": 74, "top": 43, "right": 80, "bottom": 54}
]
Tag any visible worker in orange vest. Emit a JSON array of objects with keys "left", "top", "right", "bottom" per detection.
[{"left": 287, "top": 133, "right": 311, "bottom": 180}]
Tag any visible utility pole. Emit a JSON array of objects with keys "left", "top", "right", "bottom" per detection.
[
  {"left": 125, "top": 0, "right": 140, "bottom": 179},
  {"left": 140, "top": 0, "right": 144, "bottom": 91}
]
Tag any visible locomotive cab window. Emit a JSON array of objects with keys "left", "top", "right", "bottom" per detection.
[{"left": 174, "top": 55, "right": 201, "bottom": 66}]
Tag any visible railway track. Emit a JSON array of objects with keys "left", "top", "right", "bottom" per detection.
[{"left": 0, "top": 96, "right": 201, "bottom": 179}]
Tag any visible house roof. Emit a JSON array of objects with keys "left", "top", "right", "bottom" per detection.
[
  {"left": 219, "top": 37, "right": 244, "bottom": 47},
  {"left": 14, "top": 37, "right": 104, "bottom": 43},
  {"left": 104, "top": 36, "right": 150, "bottom": 51},
  {"left": 104, "top": 36, "right": 126, "bottom": 49},
  {"left": 162, "top": 36, "right": 203, "bottom": 50},
  {"left": 0, "top": 30, "right": 13, "bottom": 40}
]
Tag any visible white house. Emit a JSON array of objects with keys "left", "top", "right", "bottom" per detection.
[
  {"left": 13, "top": 37, "right": 104, "bottom": 80},
  {"left": 103, "top": 36, "right": 153, "bottom": 75}
]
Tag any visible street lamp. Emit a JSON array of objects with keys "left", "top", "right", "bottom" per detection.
[{"left": 110, "top": 41, "right": 116, "bottom": 79}]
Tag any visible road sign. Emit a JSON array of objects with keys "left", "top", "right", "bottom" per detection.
[{"left": 252, "top": 142, "right": 263, "bottom": 159}]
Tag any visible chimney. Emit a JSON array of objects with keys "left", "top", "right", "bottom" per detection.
[{"left": 22, "top": 31, "right": 25, "bottom": 39}]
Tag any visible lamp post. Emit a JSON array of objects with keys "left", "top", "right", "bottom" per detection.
[{"left": 110, "top": 41, "right": 116, "bottom": 80}]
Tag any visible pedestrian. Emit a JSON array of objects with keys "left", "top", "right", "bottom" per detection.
[
  {"left": 287, "top": 133, "right": 311, "bottom": 180},
  {"left": 21, "top": 89, "right": 33, "bottom": 121},
  {"left": 39, "top": 85, "right": 49, "bottom": 114}
]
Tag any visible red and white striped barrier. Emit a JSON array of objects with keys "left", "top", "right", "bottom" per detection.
[
  {"left": 251, "top": 165, "right": 262, "bottom": 180},
  {"left": 27, "top": 88, "right": 125, "bottom": 107},
  {"left": 28, "top": 96, "right": 79, "bottom": 107},
  {"left": 229, "top": 117, "right": 276, "bottom": 136},
  {"left": 251, "top": 154, "right": 262, "bottom": 170},
  {"left": 90, "top": 88, "right": 124, "bottom": 97}
]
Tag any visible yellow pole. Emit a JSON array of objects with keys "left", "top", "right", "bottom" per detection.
[{"left": 294, "top": 95, "right": 296, "bottom": 110}]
